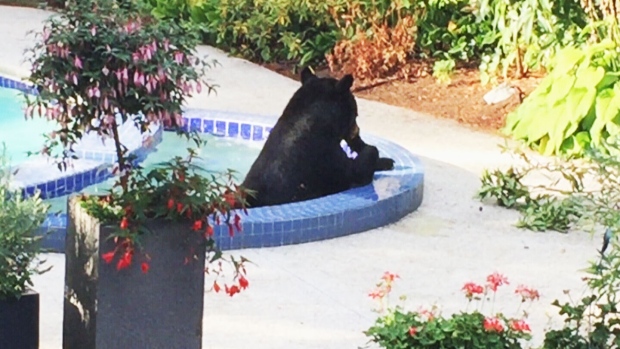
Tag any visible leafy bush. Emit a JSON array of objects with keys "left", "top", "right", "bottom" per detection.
[
  {"left": 365, "top": 272, "right": 537, "bottom": 349},
  {"left": 504, "top": 40, "right": 620, "bottom": 157},
  {"left": 476, "top": 139, "right": 620, "bottom": 232},
  {"left": 416, "top": 0, "right": 496, "bottom": 63},
  {"left": 326, "top": 0, "right": 417, "bottom": 84},
  {"left": 144, "top": 0, "right": 342, "bottom": 66},
  {"left": 0, "top": 145, "right": 50, "bottom": 300},
  {"left": 26, "top": 0, "right": 251, "bottom": 290},
  {"left": 543, "top": 239, "right": 620, "bottom": 348},
  {"left": 477, "top": 0, "right": 588, "bottom": 84}
]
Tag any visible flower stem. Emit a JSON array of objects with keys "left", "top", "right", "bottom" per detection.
[{"left": 111, "top": 117, "right": 128, "bottom": 193}]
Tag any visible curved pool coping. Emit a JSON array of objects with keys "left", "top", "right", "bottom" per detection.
[{"left": 1, "top": 73, "right": 424, "bottom": 252}]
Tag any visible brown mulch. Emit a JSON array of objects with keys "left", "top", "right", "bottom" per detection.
[{"left": 262, "top": 62, "right": 544, "bottom": 134}]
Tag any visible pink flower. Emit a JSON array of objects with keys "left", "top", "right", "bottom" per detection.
[
  {"left": 462, "top": 282, "right": 484, "bottom": 298},
  {"left": 174, "top": 51, "right": 184, "bottom": 64},
  {"left": 486, "top": 272, "right": 509, "bottom": 292},
  {"left": 515, "top": 285, "right": 540, "bottom": 301},
  {"left": 381, "top": 271, "right": 399, "bottom": 282},
  {"left": 90, "top": 25, "right": 97, "bottom": 36},
  {"left": 509, "top": 319, "right": 531, "bottom": 332},
  {"left": 483, "top": 317, "right": 504, "bottom": 332},
  {"left": 74, "top": 56, "right": 83, "bottom": 69},
  {"left": 408, "top": 327, "right": 418, "bottom": 336}
]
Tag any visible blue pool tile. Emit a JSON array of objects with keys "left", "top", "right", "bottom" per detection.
[
  {"left": 203, "top": 119, "right": 214, "bottom": 134},
  {"left": 190, "top": 118, "right": 202, "bottom": 132},
  {"left": 215, "top": 120, "right": 226, "bottom": 135},
  {"left": 240, "top": 123, "right": 252, "bottom": 139},
  {"left": 252, "top": 126, "right": 263, "bottom": 141},
  {"left": 228, "top": 122, "right": 239, "bottom": 138}
]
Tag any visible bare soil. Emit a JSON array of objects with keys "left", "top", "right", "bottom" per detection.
[{"left": 262, "top": 62, "right": 544, "bottom": 134}]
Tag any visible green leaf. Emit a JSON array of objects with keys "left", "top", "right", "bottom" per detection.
[
  {"left": 552, "top": 47, "right": 585, "bottom": 76},
  {"left": 592, "top": 88, "right": 619, "bottom": 146}
]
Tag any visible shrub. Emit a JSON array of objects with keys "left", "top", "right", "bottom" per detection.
[
  {"left": 477, "top": 0, "right": 588, "bottom": 84},
  {"left": 25, "top": 0, "right": 251, "bottom": 291},
  {"left": 0, "top": 144, "right": 50, "bottom": 300},
  {"left": 503, "top": 40, "right": 620, "bottom": 158},
  {"left": 326, "top": 0, "right": 417, "bottom": 84}
]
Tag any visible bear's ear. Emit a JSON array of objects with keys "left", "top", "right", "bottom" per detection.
[
  {"left": 300, "top": 67, "right": 316, "bottom": 85},
  {"left": 336, "top": 74, "right": 354, "bottom": 92}
]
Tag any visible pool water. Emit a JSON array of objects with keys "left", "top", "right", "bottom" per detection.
[
  {"left": 45, "top": 132, "right": 263, "bottom": 213},
  {"left": 0, "top": 87, "right": 56, "bottom": 163}
]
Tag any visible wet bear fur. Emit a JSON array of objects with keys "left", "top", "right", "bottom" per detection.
[{"left": 241, "top": 68, "right": 394, "bottom": 208}]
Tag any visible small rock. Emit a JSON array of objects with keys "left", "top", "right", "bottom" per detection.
[{"left": 483, "top": 82, "right": 516, "bottom": 105}]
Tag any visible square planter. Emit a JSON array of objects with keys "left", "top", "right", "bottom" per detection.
[
  {"left": 0, "top": 289, "right": 40, "bottom": 349},
  {"left": 63, "top": 195, "right": 207, "bottom": 349}
]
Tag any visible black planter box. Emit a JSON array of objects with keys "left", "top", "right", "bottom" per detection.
[
  {"left": 63, "top": 195, "right": 207, "bottom": 349},
  {"left": 0, "top": 289, "right": 40, "bottom": 349}
]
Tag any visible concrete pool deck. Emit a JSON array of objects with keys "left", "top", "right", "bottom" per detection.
[{"left": 0, "top": 6, "right": 604, "bottom": 349}]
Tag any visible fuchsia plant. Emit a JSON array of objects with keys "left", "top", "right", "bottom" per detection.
[{"left": 24, "top": 0, "right": 251, "bottom": 294}]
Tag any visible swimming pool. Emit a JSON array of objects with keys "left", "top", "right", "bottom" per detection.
[
  {"left": 0, "top": 87, "right": 55, "bottom": 163},
  {"left": 0, "top": 73, "right": 424, "bottom": 253},
  {"left": 44, "top": 132, "right": 263, "bottom": 213}
]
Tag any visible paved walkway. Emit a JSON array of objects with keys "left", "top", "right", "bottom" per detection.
[{"left": 0, "top": 6, "right": 603, "bottom": 349}]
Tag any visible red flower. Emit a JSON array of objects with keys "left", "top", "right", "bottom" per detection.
[
  {"left": 228, "top": 224, "right": 234, "bottom": 237},
  {"left": 408, "top": 326, "right": 418, "bottom": 336},
  {"left": 368, "top": 289, "right": 384, "bottom": 299},
  {"left": 483, "top": 317, "right": 504, "bottom": 332},
  {"left": 141, "top": 262, "right": 149, "bottom": 274},
  {"left": 509, "top": 319, "right": 531, "bottom": 332},
  {"left": 213, "top": 281, "right": 221, "bottom": 293},
  {"left": 101, "top": 251, "right": 115, "bottom": 264},
  {"left": 515, "top": 285, "right": 540, "bottom": 301},
  {"left": 239, "top": 276, "right": 249, "bottom": 290},
  {"left": 192, "top": 220, "right": 203, "bottom": 231},
  {"left": 177, "top": 172, "right": 185, "bottom": 182},
  {"left": 225, "top": 284, "right": 240, "bottom": 297},
  {"left": 462, "top": 282, "right": 484, "bottom": 298},
  {"left": 176, "top": 202, "right": 184, "bottom": 213},
  {"left": 116, "top": 251, "right": 133, "bottom": 270},
  {"left": 234, "top": 214, "right": 242, "bottom": 232},
  {"left": 224, "top": 192, "right": 235, "bottom": 206},
  {"left": 486, "top": 272, "right": 509, "bottom": 292},
  {"left": 205, "top": 225, "right": 214, "bottom": 237},
  {"left": 167, "top": 198, "right": 175, "bottom": 210},
  {"left": 381, "top": 271, "right": 399, "bottom": 282},
  {"left": 120, "top": 217, "right": 129, "bottom": 230}
]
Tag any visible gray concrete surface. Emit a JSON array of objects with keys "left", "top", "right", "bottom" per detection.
[{"left": 0, "top": 6, "right": 604, "bottom": 349}]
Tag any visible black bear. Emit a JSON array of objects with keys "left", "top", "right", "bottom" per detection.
[{"left": 241, "top": 68, "right": 395, "bottom": 208}]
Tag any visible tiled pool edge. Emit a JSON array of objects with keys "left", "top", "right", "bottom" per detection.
[
  {"left": 1, "top": 73, "right": 424, "bottom": 252},
  {"left": 0, "top": 74, "right": 164, "bottom": 200}
]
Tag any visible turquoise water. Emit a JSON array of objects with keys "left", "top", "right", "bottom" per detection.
[
  {"left": 0, "top": 87, "right": 56, "bottom": 163},
  {"left": 0, "top": 86, "right": 262, "bottom": 214},
  {"left": 45, "top": 132, "right": 262, "bottom": 213}
]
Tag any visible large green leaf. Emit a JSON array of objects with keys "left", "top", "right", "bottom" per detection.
[
  {"left": 551, "top": 47, "right": 585, "bottom": 76},
  {"left": 590, "top": 88, "right": 618, "bottom": 146},
  {"left": 547, "top": 74, "right": 576, "bottom": 105}
]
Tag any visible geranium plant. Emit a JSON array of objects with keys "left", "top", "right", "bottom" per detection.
[
  {"left": 24, "top": 0, "right": 251, "bottom": 294},
  {"left": 365, "top": 271, "right": 538, "bottom": 348}
]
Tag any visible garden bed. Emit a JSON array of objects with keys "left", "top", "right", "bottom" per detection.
[{"left": 264, "top": 62, "right": 544, "bottom": 134}]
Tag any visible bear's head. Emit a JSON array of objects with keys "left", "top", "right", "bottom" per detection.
[{"left": 284, "top": 67, "right": 360, "bottom": 142}]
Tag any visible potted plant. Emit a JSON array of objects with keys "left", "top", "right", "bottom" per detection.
[
  {"left": 24, "top": 0, "right": 251, "bottom": 348},
  {"left": 0, "top": 144, "right": 51, "bottom": 349}
]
